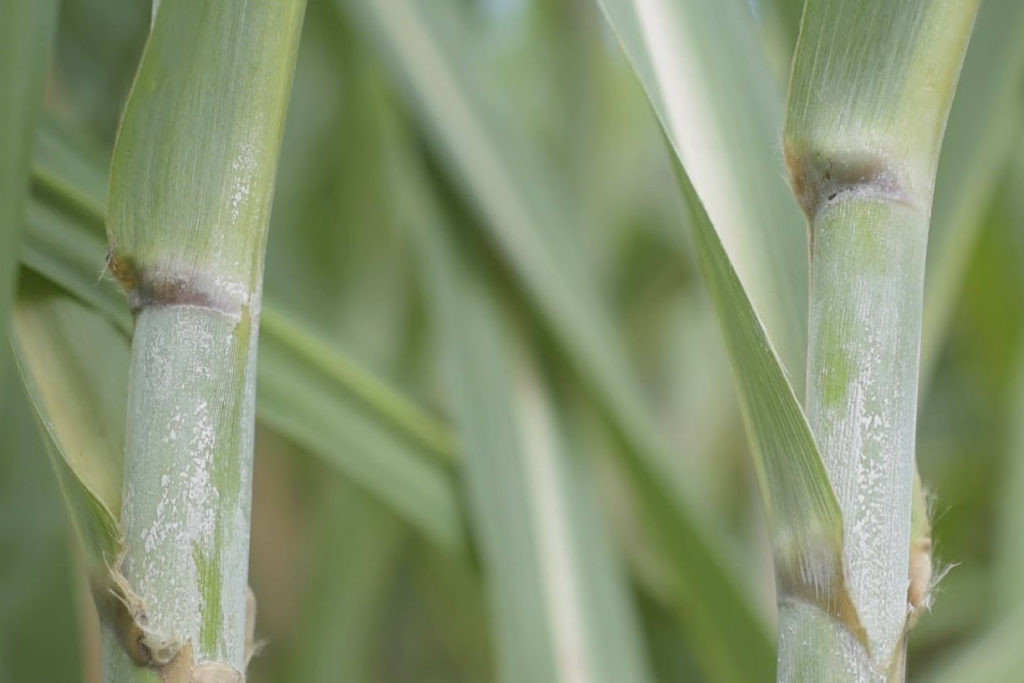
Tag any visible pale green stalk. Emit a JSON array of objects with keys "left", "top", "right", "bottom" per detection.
[
  {"left": 22, "top": 120, "right": 465, "bottom": 551},
  {"left": 782, "top": 1, "right": 977, "bottom": 679},
  {"left": 105, "top": 2, "right": 305, "bottom": 680}
]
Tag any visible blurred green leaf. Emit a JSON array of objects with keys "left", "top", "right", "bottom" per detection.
[
  {"left": 22, "top": 193, "right": 130, "bottom": 332},
  {"left": 994, "top": 145, "right": 1024, "bottom": 612},
  {"left": 257, "top": 312, "right": 464, "bottom": 552},
  {"left": 0, "top": 370, "right": 82, "bottom": 683},
  {"left": 995, "top": 351, "right": 1024, "bottom": 614},
  {"left": 922, "top": 0, "right": 1024, "bottom": 377},
  {"left": 339, "top": 3, "right": 774, "bottom": 676},
  {"left": 24, "top": 119, "right": 134, "bottom": 332},
  {"left": 339, "top": 0, "right": 668, "bottom": 464},
  {"left": 917, "top": 607, "right": 1024, "bottom": 683},
  {"left": 32, "top": 121, "right": 110, "bottom": 222},
  {"left": 281, "top": 478, "right": 405, "bottom": 683},
  {"left": 0, "top": 0, "right": 59, "bottom": 387},
  {"left": 261, "top": 307, "right": 455, "bottom": 464},
  {"left": 412, "top": 185, "right": 652, "bottom": 683}
]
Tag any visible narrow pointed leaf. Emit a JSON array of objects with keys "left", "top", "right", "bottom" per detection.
[
  {"left": 592, "top": 0, "right": 808, "bottom": 383},
  {"left": 678, "top": 162, "right": 845, "bottom": 626},
  {"left": 593, "top": 0, "right": 848, "bottom": 659}
]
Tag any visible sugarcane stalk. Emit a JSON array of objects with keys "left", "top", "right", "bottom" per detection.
[
  {"left": 780, "top": 1, "right": 978, "bottom": 680},
  {"left": 104, "top": 1, "right": 305, "bottom": 680}
]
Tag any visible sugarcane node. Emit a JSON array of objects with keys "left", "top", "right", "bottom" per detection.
[
  {"left": 106, "top": 249, "right": 138, "bottom": 292},
  {"left": 100, "top": 565, "right": 181, "bottom": 668},
  {"left": 106, "top": 249, "right": 245, "bottom": 317},
  {"left": 776, "top": 546, "right": 871, "bottom": 658},
  {"left": 784, "top": 144, "right": 919, "bottom": 222}
]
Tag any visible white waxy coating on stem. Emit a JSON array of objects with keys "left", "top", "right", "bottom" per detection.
[
  {"left": 120, "top": 305, "right": 257, "bottom": 672},
  {"left": 109, "top": 2, "right": 304, "bottom": 677},
  {"left": 805, "top": 198, "right": 926, "bottom": 671},
  {"left": 781, "top": 2, "right": 976, "bottom": 679},
  {"left": 778, "top": 601, "right": 884, "bottom": 682}
]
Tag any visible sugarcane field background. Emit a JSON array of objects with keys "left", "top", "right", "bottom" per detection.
[{"left": 2, "top": 0, "right": 1023, "bottom": 681}]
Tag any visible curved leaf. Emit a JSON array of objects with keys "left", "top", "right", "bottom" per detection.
[{"left": 11, "top": 271, "right": 125, "bottom": 569}]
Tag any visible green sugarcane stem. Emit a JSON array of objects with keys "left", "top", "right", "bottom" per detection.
[
  {"left": 781, "top": 2, "right": 979, "bottom": 679},
  {"left": 104, "top": 1, "right": 305, "bottom": 679},
  {"left": 118, "top": 305, "right": 257, "bottom": 674},
  {"left": 801, "top": 199, "right": 926, "bottom": 680}
]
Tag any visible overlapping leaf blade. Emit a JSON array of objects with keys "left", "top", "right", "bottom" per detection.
[
  {"left": 594, "top": 0, "right": 845, "bottom": 631},
  {"left": 593, "top": 0, "right": 808, "bottom": 384},
  {"left": 679, "top": 162, "right": 843, "bottom": 614}
]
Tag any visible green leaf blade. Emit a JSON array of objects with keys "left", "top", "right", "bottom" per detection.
[
  {"left": 12, "top": 271, "right": 127, "bottom": 569},
  {"left": 678, "top": 164, "right": 844, "bottom": 618},
  {"left": 593, "top": 0, "right": 808, "bottom": 385}
]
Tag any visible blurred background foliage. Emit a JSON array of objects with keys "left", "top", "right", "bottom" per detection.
[{"left": 4, "top": 0, "right": 1023, "bottom": 680}]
